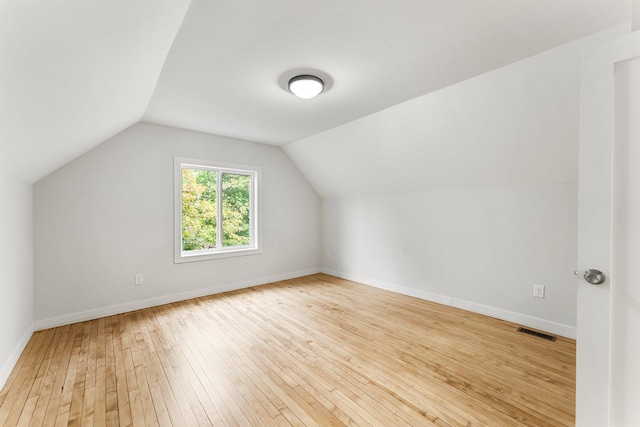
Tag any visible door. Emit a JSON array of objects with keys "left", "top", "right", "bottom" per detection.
[{"left": 577, "top": 31, "right": 640, "bottom": 426}]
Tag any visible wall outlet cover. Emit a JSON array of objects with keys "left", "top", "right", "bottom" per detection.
[{"left": 533, "top": 284, "right": 545, "bottom": 298}]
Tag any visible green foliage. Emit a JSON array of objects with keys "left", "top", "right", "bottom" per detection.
[
  {"left": 222, "top": 173, "right": 250, "bottom": 247},
  {"left": 181, "top": 168, "right": 251, "bottom": 252},
  {"left": 181, "top": 169, "right": 217, "bottom": 251}
]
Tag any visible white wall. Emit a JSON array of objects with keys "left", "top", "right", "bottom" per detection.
[
  {"left": 285, "top": 26, "right": 626, "bottom": 338},
  {"left": 33, "top": 122, "right": 320, "bottom": 327},
  {"left": 320, "top": 185, "right": 577, "bottom": 334},
  {"left": 0, "top": 172, "right": 33, "bottom": 389}
]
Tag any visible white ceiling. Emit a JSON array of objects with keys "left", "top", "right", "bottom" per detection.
[
  {"left": 1, "top": 0, "right": 628, "bottom": 183},
  {"left": 0, "top": 0, "right": 191, "bottom": 182}
]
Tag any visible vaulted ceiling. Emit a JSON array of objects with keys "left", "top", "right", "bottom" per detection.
[{"left": 0, "top": 0, "right": 628, "bottom": 183}]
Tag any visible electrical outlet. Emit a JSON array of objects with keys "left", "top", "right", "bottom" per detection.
[
  {"left": 326, "top": 250, "right": 332, "bottom": 258},
  {"left": 533, "top": 284, "right": 545, "bottom": 298},
  {"left": 135, "top": 274, "right": 144, "bottom": 285}
]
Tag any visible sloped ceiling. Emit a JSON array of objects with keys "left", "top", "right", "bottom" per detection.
[
  {"left": 0, "top": 0, "right": 191, "bottom": 183},
  {"left": 0, "top": 0, "right": 628, "bottom": 183}
]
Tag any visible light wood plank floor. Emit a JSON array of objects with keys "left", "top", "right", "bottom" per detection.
[{"left": 0, "top": 274, "right": 575, "bottom": 426}]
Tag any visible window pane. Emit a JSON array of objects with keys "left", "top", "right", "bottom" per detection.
[
  {"left": 181, "top": 169, "right": 217, "bottom": 251},
  {"left": 221, "top": 173, "right": 251, "bottom": 247}
]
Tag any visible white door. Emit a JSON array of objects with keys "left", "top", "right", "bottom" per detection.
[{"left": 577, "top": 31, "right": 640, "bottom": 427}]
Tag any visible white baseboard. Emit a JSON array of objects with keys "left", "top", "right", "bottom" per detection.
[
  {"left": 0, "top": 324, "right": 34, "bottom": 391},
  {"left": 33, "top": 268, "right": 321, "bottom": 331},
  {"left": 32, "top": 265, "right": 576, "bottom": 339},
  {"left": 321, "top": 268, "right": 576, "bottom": 339}
]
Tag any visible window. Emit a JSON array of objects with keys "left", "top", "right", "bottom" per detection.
[{"left": 175, "top": 157, "right": 261, "bottom": 263}]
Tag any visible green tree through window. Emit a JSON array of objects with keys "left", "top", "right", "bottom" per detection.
[
  {"left": 181, "top": 169, "right": 217, "bottom": 251},
  {"left": 222, "top": 173, "right": 250, "bottom": 246},
  {"left": 181, "top": 167, "right": 253, "bottom": 253}
]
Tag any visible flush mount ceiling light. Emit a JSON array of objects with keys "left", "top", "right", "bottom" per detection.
[{"left": 288, "top": 74, "right": 324, "bottom": 99}]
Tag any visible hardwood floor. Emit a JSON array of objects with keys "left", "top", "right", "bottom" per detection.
[{"left": 0, "top": 274, "right": 575, "bottom": 426}]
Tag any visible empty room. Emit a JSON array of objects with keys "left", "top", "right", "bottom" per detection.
[{"left": 1, "top": 1, "right": 640, "bottom": 426}]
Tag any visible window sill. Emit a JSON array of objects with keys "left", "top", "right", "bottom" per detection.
[{"left": 174, "top": 247, "right": 262, "bottom": 264}]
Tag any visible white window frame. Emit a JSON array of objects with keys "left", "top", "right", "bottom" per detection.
[{"left": 174, "top": 157, "right": 261, "bottom": 263}]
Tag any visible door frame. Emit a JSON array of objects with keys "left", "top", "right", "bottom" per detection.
[{"left": 577, "top": 30, "right": 640, "bottom": 426}]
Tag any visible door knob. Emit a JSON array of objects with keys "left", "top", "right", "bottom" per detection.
[{"left": 583, "top": 269, "right": 606, "bottom": 285}]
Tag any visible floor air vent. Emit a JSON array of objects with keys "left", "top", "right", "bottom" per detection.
[{"left": 517, "top": 327, "right": 557, "bottom": 342}]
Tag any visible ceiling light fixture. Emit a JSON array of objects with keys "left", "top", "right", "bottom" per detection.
[{"left": 288, "top": 74, "right": 324, "bottom": 99}]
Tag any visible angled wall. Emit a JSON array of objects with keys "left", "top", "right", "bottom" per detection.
[
  {"left": 34, "top": 122, "right": 320, "bottom": 327},
  {"left": 285, "top": 26, "right": 626, "bottom": 338},
  {"left": 0, "top": 172, "right": 33, "bottom": 389}
]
